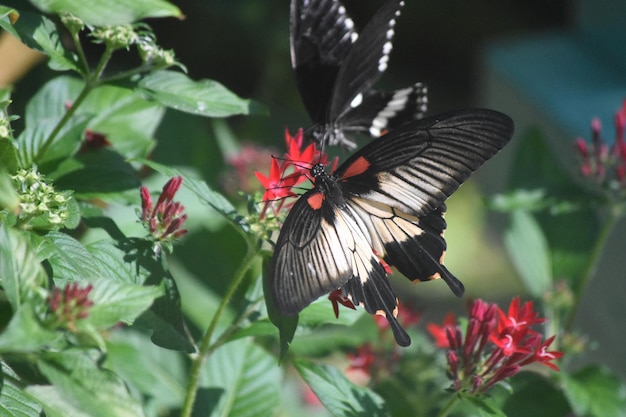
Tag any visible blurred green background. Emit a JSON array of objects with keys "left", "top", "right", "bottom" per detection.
[{"left": 7, "top": 0, "right": 626, "bottom": 378}]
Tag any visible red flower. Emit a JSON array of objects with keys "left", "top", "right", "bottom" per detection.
[
  {"left": 347, "top": 343, "right": 377, "bottom": 374},
  {"left": 254, "top": 158, "right": 301, "bottom": 202},
  {"left": 140, "top": 177, "right": 188, "bottom": 242},
  {"left": 328, "top": 289, "right": 356, "bottom": 319},
  {"left": 426, "top": 312, "right": 456, "bottom": 348},
  {"left": 428, "top": 297, "right": 563, "bottom": 394}
]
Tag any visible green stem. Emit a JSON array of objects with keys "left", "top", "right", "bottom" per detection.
[
  {"left": 34, "top": 45, "right": 114, "bottom": 163},
  {"left": 179, "top": 242, "right": 260, "bottom": 417},
  {"left": 436, "top": 394, "right": 460, "bottom": 417},
  {"left": 34, "top": 83, "right": 92, "bottom": 162},
  {"left": 564, "top": 205, "right": 622, "bottom": 331}
]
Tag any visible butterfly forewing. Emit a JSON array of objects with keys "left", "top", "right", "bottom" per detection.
[
  {"left": 337, "top": 109, "right": 514, "bottom": 217},
  {"left": 329, "top": 0, "right": 404, "bottom": 121},
  {"left": 290, "top": 0, "right": 357, "bottom": 124}
]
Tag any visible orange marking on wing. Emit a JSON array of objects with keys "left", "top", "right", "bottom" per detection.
[
  {"left": 307, "top": 193, "right": 324, "bottom": 210},
  {"left": 341, "top": 156, "right": 370, "bottom": 179}
]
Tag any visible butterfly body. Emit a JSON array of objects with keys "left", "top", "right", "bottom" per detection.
[
  {"left": 270, "top": 109, "right": 514, "bottom": 346},
  {"left": 291, "top": 0, "right": 428, "bottom": 149}
]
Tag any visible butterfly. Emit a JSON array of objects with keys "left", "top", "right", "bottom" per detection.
[
  {"left": 270, "top": 109, "right": 514, "bottom": 346},
  {"left": 290, "top": 0, "right": 428, "bottom": 149}
]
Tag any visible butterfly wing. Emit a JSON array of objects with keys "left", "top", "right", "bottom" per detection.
[
  {"left": 337, "top": 83, "right": 429, "bottom": 137},
  {"left": 290, "top": 0, "right": 357, "bottom": 124},
  {"left": 328, "top": 0, "right": 405, "bottom": 123},
  {"left": 335, "top": 108, "right": 514, "bottom": 217}
]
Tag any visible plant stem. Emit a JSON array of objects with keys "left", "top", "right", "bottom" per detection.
[
  {"left": 564, "top": 205, "right": 622, "bottom": 331},
  {"left": 179, "top": 242, "right": 260, "bottom": 417},
  {"left": 436, "top": 394, "right": 460, "bottom": 417},
  {"left": 35, "top": 45, "right": 114, "bottom": 163}
]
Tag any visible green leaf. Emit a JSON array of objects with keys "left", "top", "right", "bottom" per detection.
[
  {"left": 52, "top": 149, "right": 141, "bottom": 198},
  {"left": 29, "top": 0, "right": 182, "bottom": 26},
  {"left": 0, "top": 139, "right": 19, "bottom": 174},
  {"left": 24, "top": 385, "right": 92, "bottom": 417},
  {"left": 139, "top": 159, "right": 249, "bottom": 231},
  {"left": 504, "top": 210, "right": 552, "bottom": 297},
  {"left": 35, "top": 350, "right": 146, "bottom": 417},
  {"left": 262, "top": 258, "right": 297, "bottom": 360},
  {"left": 460, "top": 394, "right": 507, "bottom": 417},
  {"left": 0, "top": 305, "right": 60, "bottom": 353},
  {"left": 503, "top": 372, "right": 571, "bottom": 417},
  {"left": 0, "top": 225, "right": 47, "bottom": 310},
  {"left": 105, "top": 330, "right": 186, "bottom": 409},
  {"left": 11, "top": 10, "right": 79, "bottom": 71},
  {"left": 0, "top": 362, "right": 43, "bottom": 417},
  {"left": 84, "top": 86, "right": 164, "bottom": 159},
  {"left": 40, "top": 231, "right": 99, "bottom": 281},
  {"left": 200, "top": 337, "right": 280, "bottom": 417},
  {"left": 0, "top": 7, "right": 20, "bottom": 38},
  {"left": 295, "top": 359, "right": 390, "bottom": 417},
  {"left": 0, "top": 167, "right": 19, "bottom": 211},
  {"left": 84, "top": 276, "right": 163, "bottom": 329},
  {"left": 137, "top": 70, "right": 267, "bottom": 117},
  {"left": 17, "top": 114, "right": 91, "bottom": 171},
  {"left": 506, "top": 129, "right": 601, "bottom": 284},
  {"left": 561, "top": 365, "right": 626, "bottom": 417}
]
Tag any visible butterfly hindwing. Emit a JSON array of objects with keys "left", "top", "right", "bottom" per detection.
[
  {"left": 290, "top": 0, "right": 428, "bottom": 149},
  {"left": 272, "top": 187, "right": 388, "bottom": 316},
  {"left": 329, "top": 0, "right": 404, "bottom": 122}
]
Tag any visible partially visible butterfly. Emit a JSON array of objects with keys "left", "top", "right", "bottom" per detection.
[
  {"left": 270, "top": 109, "right": 514, "bottom": 346},
  {"left": 290, "top": 0, "right": 428, "bottom": 149}
]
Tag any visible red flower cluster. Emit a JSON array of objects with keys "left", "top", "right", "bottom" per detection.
[
  {"left": 574, "top": 100, "right": 626, "bottom": 193},
  {"left": 254, "top": 129, "right": 332, "bottom": 218},
  {"left": 427, "top": 297, "right": 563, "bottom": 394},
  {"left": 140, "top": 176, "right": 188, "bottom": 242},
  {"left": 47, "top": 282, "right": 94, "bottom": 332}
]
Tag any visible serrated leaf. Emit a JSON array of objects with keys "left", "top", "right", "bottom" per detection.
[
  {"left": 0, "top": 225, "right": 48, "bottom": 309},
  {"left": 137, "top": 70, "right": 267, "bottom": 117},
  {"left": 40, "top": 231, "right": 99, "bottom": 281},
  {"left": 0, "top": 305, "right": 60, "bottom": 353},
  {"left": 10, "top": 10, "right": 79, "bottom": 71},
  {"left": 561, "top": 366, "right": 626, "bottom": 417},
  {"left": 201, "top": 337, "right": 280, "bottom": 417},
  {"left": 36, "top": 350, "right": 146, "bottom": 417},
  {"left": 295, "top": 359, "right": 390, "bottom": 417},
  {"left": 85, "top": 276, "right": 163, "bottom": 328},
  {"left": 0, "top": 362, "right": 43, "bottom": 417},
  {"left": 504, "top": 211, "right": 552, "bottom": 297},
  {"left": 138, "top": 159, "right": 249, "bottom": 231},
  {"left": 29, "top": 0, "right": 182, "bottom": 26}
]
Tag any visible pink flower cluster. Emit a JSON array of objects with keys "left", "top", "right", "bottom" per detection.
[
  {"left": 575, "top": 100, "right": 626, "bottom": 191},
  {"left": 427, "top": 297, "right": 563, "bottom": 394},
  {"left": 47, "top": 282, "right": 94, "bottom": 331}
]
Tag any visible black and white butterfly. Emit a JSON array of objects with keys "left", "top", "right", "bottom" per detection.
[
  {"left": 270, "top": 109, "right": 514, "bottom": 346},
  {"left": 290, "top": 0, "right": 428, "bottom": 149}
]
